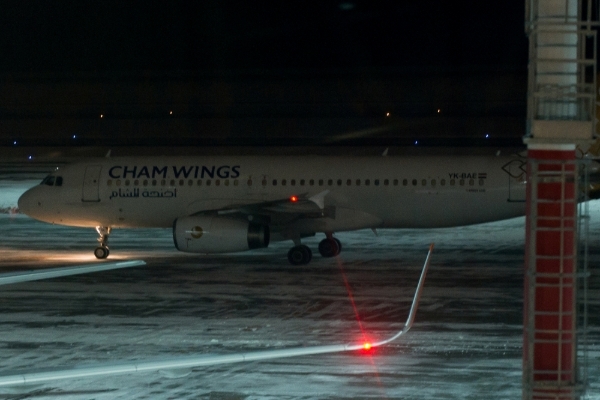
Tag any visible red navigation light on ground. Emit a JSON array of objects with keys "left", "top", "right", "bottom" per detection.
[{"left": 290, "top": 195, "right": 298, "bottom": 202}]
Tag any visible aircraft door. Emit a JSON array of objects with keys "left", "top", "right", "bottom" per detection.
[
  {"left": 82, "top": 165, "right": 102, "bottom": 202},
  {"left": 501, "top": 159, "right": 526, "bottom": 202}
]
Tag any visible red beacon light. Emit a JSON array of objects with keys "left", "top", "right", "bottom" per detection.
[
  {"left": 289, "top": 195, "right": 298, "bottom": 203},
  {"left": 363, "top": 342, "right": 372, "bottom": 351}
]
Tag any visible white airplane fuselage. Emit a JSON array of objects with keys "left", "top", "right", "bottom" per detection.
[{"left": 18, "top": 154, "right": 527, "bottom": 262}]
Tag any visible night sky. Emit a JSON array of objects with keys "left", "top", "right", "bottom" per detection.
[{"left": 0, "top": 1, "right": 529, "bottom": 147}]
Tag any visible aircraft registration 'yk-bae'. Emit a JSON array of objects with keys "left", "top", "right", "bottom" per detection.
[{"left": 18, "top": 153, "right": 532, "bottom": 264}]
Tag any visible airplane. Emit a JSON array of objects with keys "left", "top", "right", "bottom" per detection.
[{"left": 17, "top": 150, "right": 536, "bottom": 265}]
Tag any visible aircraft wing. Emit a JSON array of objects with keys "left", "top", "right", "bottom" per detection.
[
  {"left": 0, "top": 244, "right": 433, "bottom": 387},
  {"left": 0, "top": 261, "right": 146, "bottom": 286},
  {"left": 193, "top": 190, "right": 332, "bottom": 221}
]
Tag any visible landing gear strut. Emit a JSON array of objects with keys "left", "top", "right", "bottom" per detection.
[{"left": 94, "top": 226, "right": 111, "bottom": 259}]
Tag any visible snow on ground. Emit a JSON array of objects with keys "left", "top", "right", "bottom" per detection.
[{"left": 0, "top": 180, "right": 598, "bottom": 399}]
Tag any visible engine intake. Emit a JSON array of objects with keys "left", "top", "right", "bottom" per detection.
[{"left": 173, "top": 216, "right": 269, "bottom": 253}]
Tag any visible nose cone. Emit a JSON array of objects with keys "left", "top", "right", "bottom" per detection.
[{"left": 18, "top": 187, "right": 37, "bottom": 217}]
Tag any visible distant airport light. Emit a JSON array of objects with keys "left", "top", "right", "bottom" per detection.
[
  {"left": 485, "top": 134, "right": 490, "bottom": 138},
  {"left": 290, "top": 195, "right": 298, "bottom": 202},
  {"left": 169, "top": 111, "right": 173, "bottom": 115},
  {"left": 437, "top": 109, "right": 441, "bottom": 113},
  {"left": 72, "top": 135, "right": 77, "bottom": 139},
  {"left": 13, "top": 141, "right": 17, "bottom": 145},
  {"left": 414, "top": 140, "right": 418, "bottom": 145},
  {"left": 27, "top": 155, "right": 33, "bottom": 160},
  {"left": 386, "top": 112, "right": 390, "bottom": 117},
  {"left": 100, "top": 114, "right": 104, "bottom": 118}
]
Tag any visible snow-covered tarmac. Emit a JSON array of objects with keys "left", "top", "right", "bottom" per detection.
[{"left": 0, "top": 180, "right": 598, "bottom": 399}]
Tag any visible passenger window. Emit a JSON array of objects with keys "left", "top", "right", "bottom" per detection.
[
  {"left": 197, "top": 180, "right": 202, "bottom": 186},
  {"left": 234, "top": 180, "right": 239, "bottom": 186},
  {"left": 262, "top": 179, "right": 267, "bottom": 186},
  {"left": 282, "top": 179, "right": 286, "bottom": 186},
  {"left": 347, "top": 179, "right": 351, "bottom": 186},
  {"left": 161, "top": 179, "right": 166, "bottom": 186},
  {"left": 469, "top": 179, "right": 474, "bottom": 186},
  {"left": 273, "top": 179, "right": 277, "bottom": 186},
  {"left": 215, "top": 180, "right": 220, "bottom": 186},
  {"left": 337, "top": 179, "right": 342, "bottom": 186},
  {"left": 460, "top": 179, "right": 465, "bottom": 186},
  {"left": 412, "top": 179, "right": 417, "bottom": 186},
  {"left": 403, "top": 179, "right": 408, "bottom": 186},
  {"left": 143, "top": 180, "right": 149, "bottom": 187},
  {"left": 247, "top": 179, "right": 252, "bottom": 186},
  {"left": 356, "top": 179, "right": 361, "bottom": 186},
  {"left": 374, "top": 179, "right": 380, "bottom": 186},
  {"left": 384, "top": 179, "right": 389, "bottom": 186},
  {"left": 170, "top": 179, "right": 175, "bottom": 186},
  {"left": 291, "top": 179, "right": 295, "bottom": 186},
  {"left": 116, "top": 180, "right": 121, "bottom": 186},
  {"left": 450, "top": 179, "right": 455, "bottom": 186},
  {"left": 125, "top": 180, "right": 130, "bottom": 186},
  {"left": 188, "top": 180, "right": 193, "bottom": 186},
  {"left": 479, "top": 179, "right": 484, "bottom": 186},
  {"left": 441, "top": 179, "right": 446, "bottom": 186},
  {"left": 421, "top": 179, "right": 426, "bottom": 186},
  {"left": 179, "top": 179, "right": 184, "bottom": 186},
  {"left": 224, "top": 180, "right": 229, "bottom": 186},
  {"left": 107, "top": 180, "right": 112, "bottom": 186},
  {"left": 328, "top": 179, "right": 333, "bottom": 186},
  {"left": 300, "top": 179, "right": 305, "bottom": 186},
  {"left": 206, "top": 180, "right": 211, "bottom": 186},
  {"left": 393, "top": 179, "right": 398, "bottom": 186},
  {"left": 309, "top": 179, "right": 314, "bottom": 186},
  {"left": 431, "top": 179, "right": 436, "bottom": 186},
  {"left": 365, "top": 179, "right": 370, "bottom": 186},
  {"left": 318, "top": 179, "right": 323, "bottom": 186}
]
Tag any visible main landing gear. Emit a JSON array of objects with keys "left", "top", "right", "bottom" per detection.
[
  {"left": 94, "top": 226, "right": 111, "bottom": 259},
  {"left": 286, "top": 234, "right": 342, "bottom": 265}
]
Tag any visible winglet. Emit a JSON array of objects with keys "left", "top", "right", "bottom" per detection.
[
  {"left": 308, "top": 190, "right": 329, "bottom": 210},
  {"left": 368, "top": 243, "right": 433, "bottom": 347}
]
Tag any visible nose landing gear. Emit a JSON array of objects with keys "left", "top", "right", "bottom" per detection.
[{"left": 94, "top": 226, "right": 111, "bottom": 259}]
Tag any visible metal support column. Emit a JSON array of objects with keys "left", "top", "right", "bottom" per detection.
[{"left": 524, "top": 0, "right": 596, "bottom": 399}]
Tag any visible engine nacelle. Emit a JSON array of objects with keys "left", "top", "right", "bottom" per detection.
[{"left": 173, "top": 216, "right": 269, "bottom": 253}]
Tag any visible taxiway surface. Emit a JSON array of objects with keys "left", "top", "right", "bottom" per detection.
[{"left": 0, "top": 182, "right": 598, "bottom": 399}]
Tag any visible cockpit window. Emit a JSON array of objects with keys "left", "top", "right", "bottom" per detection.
[
  {"left": 40, "top": 175, "right": 63, "bottom": 186},
  {"left": 41, "top": 176, "right": 56, "bottom": 186}
]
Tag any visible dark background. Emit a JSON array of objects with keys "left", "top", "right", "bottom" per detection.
[{"left": 0, "top": 1, "right": 528, "bottom": 147}]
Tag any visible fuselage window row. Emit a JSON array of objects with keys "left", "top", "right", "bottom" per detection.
[{"left": 105, "top": 177, "right": 485, "bottom": 188}]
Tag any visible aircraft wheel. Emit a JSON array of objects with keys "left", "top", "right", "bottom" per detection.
[
  {"left": 318, "top": 238, "right": 340, "bottom": 257},
  {"left": 288, "top": 245, "right": 312, "bottom": 265},
  {"left": 94, "top": 246, "right": 109, "bottom": 259},
  {"left": 334, "top": 238, "right": 342, "bottom": 254}
]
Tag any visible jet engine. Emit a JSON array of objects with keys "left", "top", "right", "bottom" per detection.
[{"left": 173, "top": 216, "right": 269, "bottom": 253}]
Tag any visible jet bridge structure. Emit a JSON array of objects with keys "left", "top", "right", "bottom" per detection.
[{"left": 523, "top": 0, "right": 596, "bottom": 398}]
